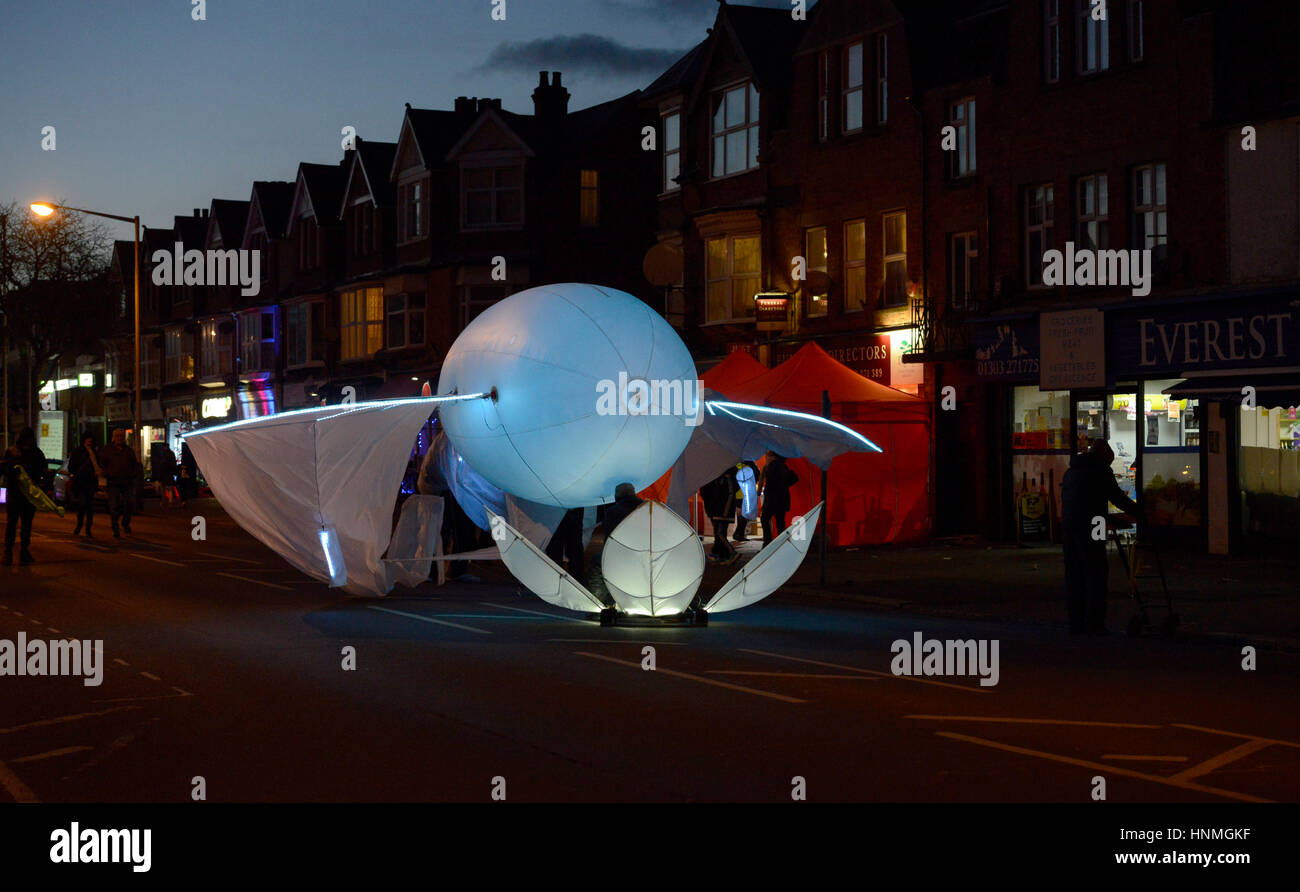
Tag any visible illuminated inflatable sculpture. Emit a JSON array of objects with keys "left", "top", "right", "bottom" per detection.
[{"left": 185, "top": 283, "right": 880, "bottom": 620}]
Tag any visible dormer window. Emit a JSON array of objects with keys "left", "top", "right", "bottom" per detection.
[
  {"left": 401, "top": 181, "right": 424, "bottom": 241},
  {"left": 462, "top": 164, "right": 524, "bottom": 230},
  {"left": 710, "top": 82, "right": 759, "bottom": 178}
]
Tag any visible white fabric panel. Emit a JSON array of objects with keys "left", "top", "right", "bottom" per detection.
[
  {"left": 486, "top": 510, "right": 604, "bottom": 613},
  {"left": 505, "top": 495, "right": 568, "bottom": 551},
  {"left": 387, "top": 495, "right": 445, "bottom": 588},
  {"left": 602, "top": 501, "right": 704, "bottom": 617},
  {"left": 429, "top": 430, "right": 506, "bottom": 531},
  {"left": 705, "top": 502, "right": 823, "bottom": 613},
  {"left": 185, "top": 398, "right": 455, "bottom": 596}
]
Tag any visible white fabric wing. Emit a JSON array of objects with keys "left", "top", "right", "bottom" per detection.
[
  {"left": 705, "top": 502, "right": 823, "bottom": 613},
  {"left": 486, "top": 510, "right": 604, "bottom": 613},
  {"left": 184, "top": 398, "right": 468, "bottom": 596},
  {"left": 387, "top": 494, "right": 445, "bottom": 588}
]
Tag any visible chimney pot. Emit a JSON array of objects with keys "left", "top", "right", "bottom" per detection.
[
  {"left": 552, "top": 71, "right": 562, "bottom": 86},
  {"left": 538, "top": 71, "right": 549, "bottom": 87}
]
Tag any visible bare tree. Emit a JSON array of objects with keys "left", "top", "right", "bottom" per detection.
[{"left": 0, "top": 199, "right": 113, "bottom": 429}]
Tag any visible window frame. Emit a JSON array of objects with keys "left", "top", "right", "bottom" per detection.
[
  {"left": 804, "top": 226, "right": 829, "bottom": 318},
  {"left": 948, "top": 97, "right": 977, "bottom": 179},
  {"left": 385, "top": 293, "right": 426, "bottom": 351},
  {"left": 1075, "top": 173, "right": 1110, "bottom": 252},
  {"left": 460, "top": 162, "right": 525, "bottom": 231},
  {"left": 285, "top": 299, "right": 325, "bottom": 369},
  {"left": 843, "top": 219, "right": 867, "bottom": 314},
  {"left": 1076, "top": 0, "right": 1110, "bottom": 75},
  {"left": 1044, "top": 0, "right": 1061, "bottom": 83},
  {"left": 579, "top": 169, "right": 599, "bottom": 227},
  {"left": 1131, "top": 161, "right": 1168, "bottom": 266},
  {"left": 339, "top": 287, "right": 384, "bottom": 361},
  {"left": 1024, "top": 183, "right": 1056, "bottom": 289},
  {"left": 842, "top": 42, "right": 865, "bottom": 135},
  {"left": 710, "top": 80, "right": 761, "bottom": 179},
  {"left": 239, "top": 307, "right": 277, "bottom": 373},
  {"left": 704, "top": 233, "right": 761, "bottom": 323},
  {"left": 949, "top": 231, "right": 979, "bottom": 311},
  {"left": 817, "top": 51, "right": 831, "bottom": 142},
  {"left": 881, "top": 211, "right": 908, "bottom": 308},
  {"left": 875, "top": 33, "right": 889, "bottom": 126},
  {"left": 662, "top": 110, "right": 681, "bottom": 193}
]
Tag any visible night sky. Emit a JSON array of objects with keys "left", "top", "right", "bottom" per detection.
[{"left": 0, "top": 0, "right": 789, "bottom": 241}]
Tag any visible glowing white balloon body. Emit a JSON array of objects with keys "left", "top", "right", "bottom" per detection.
[
  {"left": 438, "top": 284, "right": 698, "bottom": 508},
  {"left": 601, "top": 501, "right": 704, "bottom": 616}
]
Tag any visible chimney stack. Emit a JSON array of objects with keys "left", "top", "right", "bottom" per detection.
[
  {"left": 455, "top": 96, "right": 477, "bottom": 115},
  {"left": 532, "top": 70, "right": 570, "bottom": 121}
]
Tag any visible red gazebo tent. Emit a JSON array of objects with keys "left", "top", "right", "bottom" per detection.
[{"left": 724, "top": 343, "right": 932, "bottom": 546}]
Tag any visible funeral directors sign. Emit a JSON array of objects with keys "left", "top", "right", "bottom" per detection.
[
  {"left": 1040, "top": 309, "right": 1105, "bottom": 389},
  {"left": 1108, "top": 294, "right": 1299, "bottom": 377}
]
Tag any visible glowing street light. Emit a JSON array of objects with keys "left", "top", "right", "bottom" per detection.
[{"left": 29, "top": 201, "right": 143, "bottom": 462}]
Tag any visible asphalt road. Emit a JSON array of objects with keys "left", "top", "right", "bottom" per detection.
[{"left": 1, "top": 500, "right": 1297, "bottom": 803}]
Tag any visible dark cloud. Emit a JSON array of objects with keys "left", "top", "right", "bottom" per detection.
[
  {"left": 480, "top": 33, "right": 690, "bottom": 77},
  {"left": 605, "top": 0, "right": 793, "bottom": 22}
]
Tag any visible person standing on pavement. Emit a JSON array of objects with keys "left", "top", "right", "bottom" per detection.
[
  {"left": 759, "top": 451, "right": 799, "bottom": 545},
  {"left": 2, "top": 427, "right": 47, "bottom": 566},
  {"left": 1060, "top": 439, "right": 1143, "bottom": 636},
  {"left": 545, "top": 507, "right": 586, "bottom": 578},
  {"left": 178, "top": 441, "right": 199, "bottom": 505},
  {"left": 700, "top": 468, "right": 737, "bottom": 562},
  {"left": 68, "top": 432, "right": 103, "bottom": 538},
  {"left": 99, "top": 428, "right": 142, "bottom": 538}
]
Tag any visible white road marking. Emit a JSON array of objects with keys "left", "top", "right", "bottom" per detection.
[
  {"left": 367, "top": 606, "right": 492, "bottom": 635},
  {"left": 1171, "top": 723, "right": 1300, "bottom": 750},
  {"left": 29, "top": 619, "right": 41, "bottom": 625},
  {"left": 935, "top": 731, "right": 1270, "bottom": 803},
  {"left": 576, "top": 651, "right": 805, "bottom": 703},
  {"left": 546, "top": 639, "right": 688, "bottom": 645},
  {"left": 47, "top": 628, "right": 60, "bottom": 634},
  {"left": 217, "top": 572, "right": 293, "bottom": 591},
  {"left": 1102, "top": 754, "right": 1189, "bottom": 762},
  {"left": 113, "top": 658, "right": 130, "bottom": 667},
  {"left": 741, "top": 648, "right": 991, "bottom": 694},
  {"left": 480, "top": 602, "right": 571, "bottom": 619},
  {"left": 199, "top": 552, "right": 263, "bottom": 565},
  {"left": 0, "top": 706, "right": 142, "bottom": 735},
  {"left": 1169, "top": 739, "right": 1274, "bottom": 783},
  {"left": 709, "top": 671, "right": 881, "bottom": 680},
  {"left": 11, "top": 746, "right": 93, "bottom": 764},
  {"left": 0, "top": 758, "right": 38, "bottom": 803},
  {"left": 139, "top": 672, "right": 161, "bottom": 682},
  {"left": 131, "top": 554, "right": 186, "bottom": 567},
  {"left": 907, "top": 715, "right": 1161, "bottom": 728}
]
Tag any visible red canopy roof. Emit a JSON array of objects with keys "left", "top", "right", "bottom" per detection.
[
  {"left": 701, "top": 349, "right": 769, "bottom": 394},
  {"left": 723, "top": 342, "right": 929, "bottom": 423}
]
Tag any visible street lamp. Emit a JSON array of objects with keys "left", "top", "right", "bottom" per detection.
[{"left": 30, "top": 202, "right": 142, "bottom": 463}]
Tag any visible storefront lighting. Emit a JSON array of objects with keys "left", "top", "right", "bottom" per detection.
[
  {"left": 78, "top": 372, "right": 94, "bottom": 387},
  {"left": 201, "top": 395, "right": 234, "bottom": 419},
  {"left": 105, "top": 373, "right": 114, "bottom": 389},
  {"left": 55, "top": 378, "right": 75, "bottom": 391},
  {"left": 38, "top": 381, "right": 54, "bottom": 394}
]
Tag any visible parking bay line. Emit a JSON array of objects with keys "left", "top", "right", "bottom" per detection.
[
  {"left": 934, "top": 731, "right": 1270, "bottom": 803},
  {"left": 906, "top": 715, "right": 1161, "bottom": 728},
  {"left": 0, "top": 758, "right": 38, "bottom": 803},
  {"left": 479, "top": 602, "right": 571, "bottom": 620},
  {"left": 709, "top": 671, "right": 881, "bottom": 680},
  {"left": 1103, "top": 754, "right": 1189, "bottom": 762},
  {"left": 739, "top": 648, "right": 991, "bottom": 694},
  {"left": 11, "top": 746, "right": 93, "bottom": 764},
  {"left": 217, "top": 572, "right": 294, "bottom": 591},
  {"left": 197, "top": 552, "right": 264, "bottom": 565},
  {"left": 130, "top": 554, "right": 186, "bottom": 568},
  {"left": 1171, "top": 722, "right": 1300, "bottom": 750},
  {"left": 575, "top": 651, "right": 805, "bottom": 703},
  {"left": 367, "top": 606, "right": 492, "bottom": 635}
]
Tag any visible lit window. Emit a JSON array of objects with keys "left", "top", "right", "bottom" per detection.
[
  {"left": 580, "top": 170, "right": 599, "bottom": 227},
  {"left": 882, "top": 211, "right": 908, "bottom": 307},
  {"left": 844, "top": 220, "right": 867, "bottom": 312},
  {"left": 704, "top": 235, "right": 761, "bottom": 322},
  {"left": 340, "top": 287, "right": 383, "bottom": 360},
  {"left": 805, "top": 227, "right": 828, "bottom": 317}
]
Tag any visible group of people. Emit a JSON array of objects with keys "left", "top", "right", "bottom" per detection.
[
  {"left": 702, "top": 452, "right": 800, "bottom": 563},
  {"left": 2, "top": 426, "right": 178, "bottom": 566}
]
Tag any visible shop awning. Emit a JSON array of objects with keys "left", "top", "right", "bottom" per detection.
[{"left": 1163, "top": 372, "right": 1300, "bottom": 406}]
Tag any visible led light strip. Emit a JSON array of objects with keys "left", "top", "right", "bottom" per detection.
[
  {"left": 704, "top": 400, "right": 883, "bottom": 452},
  {"left": 183, "top": 393, "right": 491, "bottom": 438}
]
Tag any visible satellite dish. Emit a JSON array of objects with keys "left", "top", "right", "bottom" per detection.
[{"left": 642, "top": 243, "right": 684, "bottom": 288}]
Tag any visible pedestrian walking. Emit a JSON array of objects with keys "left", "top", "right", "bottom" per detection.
[
  {"left": 759, "top": 451, "right": 799, "bottom": 545},
  {"left": 99, "top": 429, "right": 142, "bottom": 538},
  {"left": 701, "top": 468, "right": 737, "bottom": 562},
  {"left": 3, "top": 427, "right": 48, "bottom": 566},
  {"left": 545, "top": 506, "right": 586, "bottom": 578},
  {"left": 68, "top": 432, "right": 103, "bottom": 538},
  {"left": 1060, "top": 439, "right": 1143, "bottom": 636},
  {"left": 178, "top": 441, "right": 199, "bottom": 504},
  {"left": 151, "top": 442, "right": 179, "bottom": 506}
]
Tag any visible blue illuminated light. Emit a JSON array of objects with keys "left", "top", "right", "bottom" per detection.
[
  {"left": 704, "top": 400, "right": 884, "bottom": 453},
  {"left": 184, "top": 393, "right": 491, "bottom": 438}
]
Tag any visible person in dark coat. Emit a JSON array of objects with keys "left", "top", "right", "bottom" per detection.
[
  {"left": 700, "top": 468, "right": 737, "bottom": 561},
  {"left": 99, "top": 428, "right": 142, "bottom": 538},
  {"left": 178, "top": 441, "right": 200, "bottom": 504},
  {"left": 545, "top": 507, "right": 586, "bottom": 579},
  {"left": 151, "top": 442, "right": 178, "bottom": 506},
  {"left": 601, "top": 482, "right": 643, "bottom": 538},
  {"left": 1060, "top": 439, "right": 1143, "bottom": 636},
  {"left": 68, "top": 432, "right": 102, "bottom": 537},
  {"left": 759, "top": 452, "right": 799, "bottom": 545},
  {"left": 3, "top": 427, "right": 47, "bottom": 565}
]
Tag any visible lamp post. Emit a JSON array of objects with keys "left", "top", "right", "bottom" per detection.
[{"left": 30, "top": 202, "right": 142, "bottom": 464}]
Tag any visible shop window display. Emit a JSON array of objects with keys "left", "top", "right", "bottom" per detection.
[
  {"left": 1141, "top": 381, "right": 1200, "bottom": 526},
  {"left": 1239, "top": 402, "right": 1300, "bottom": 541},
  {"left": 1012, "top": 387, "right": 1071, "bottom": 533},
  {"left": 1076, "top": 395, "right": 1138, "bottom": 508}
]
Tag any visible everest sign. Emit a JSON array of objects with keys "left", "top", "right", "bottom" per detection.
[{"left": 1040, "top": 309, "right": 1105, "bottom": 389}]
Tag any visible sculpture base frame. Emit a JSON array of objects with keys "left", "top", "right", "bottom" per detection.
[{"left": 598, "top": 607, "right": 709, "bottom": 628}]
